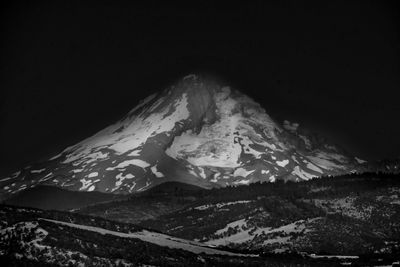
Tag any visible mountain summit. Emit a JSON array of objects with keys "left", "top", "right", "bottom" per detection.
[{"left": 0, "top": 75, "right": 363, "bottom": 199}]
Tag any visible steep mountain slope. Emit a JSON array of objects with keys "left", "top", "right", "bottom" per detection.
[{"left": 0, "top": 75, "right": 363, "bottom": 199}]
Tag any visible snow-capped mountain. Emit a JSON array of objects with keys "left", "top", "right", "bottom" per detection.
[{"left": 0, "top": 74, "right": 364, "bottom": 199}]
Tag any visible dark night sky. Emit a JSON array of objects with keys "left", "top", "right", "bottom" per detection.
[{"left": 1, "top": 1, "right": 399, "bottom": 175}]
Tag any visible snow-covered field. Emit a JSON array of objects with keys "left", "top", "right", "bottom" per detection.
[
  {"left": 39, "top": 218, "right": 254, "bottom": 257},
  {"left": 206, "top": 217, "right": 322, "bottom": 246},
  {"left": 0, "top": 221, "right": 136, "bottom": 266}
]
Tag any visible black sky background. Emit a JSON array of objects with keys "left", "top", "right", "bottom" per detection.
[{"left": 1, "top": 1, "right": 399, "bottom": 175}]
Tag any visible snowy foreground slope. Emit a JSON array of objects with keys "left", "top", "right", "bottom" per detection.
[
  {"left": 0, "top": 205, "right": 265, "bottom": 267},
  {"left": 37, "top": 218, "right": 249, "bottom": 256},
  {"left": 0, "top": 75, "right": 365, "bottom": 199}
]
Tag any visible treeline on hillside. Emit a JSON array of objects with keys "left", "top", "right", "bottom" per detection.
[
  {"left": 173, "top": 172, "right": 400, "bottom": 204},
  {"left": 0, "top": 205, "right": 150, "bottom": 234},
  {"left": 79, "top": 172, "right": 400, "bottom": 220}
]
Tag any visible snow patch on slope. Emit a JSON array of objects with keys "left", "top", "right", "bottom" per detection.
[
  {"left": 234, "top": 168, "right": 255, "bottom": 178},
  {"left": 31, "top": 168, "right": 46, "bottom": 174},
  {"left": 307, "top": 151, "right": 347, "bottom": 170},
  {"left": 292, "top": 166, "right": 316, "bottom": 180},
  {"left": 306, "top": 162, "right": 323, "bottom": 173},
  {"left": 114, "top": 173, "right": 135, "bottom": 189},
  {"left": 355, "top": 157, "right": 367, "bottom": 164},
  {"left": 206, "top": 217, "right": 321, "bottom": 246},
  {"left": 109, "top": 159, "right": 150, "bottom": 170},
  {"left": 150, "top": 165, "right": 164, "bottom": 178},
  {"left": 276, "top": 160, "right": 289, "bottom": 167},
  {"left": 88, "top": 172, "right": 98, "bottom": 178}
]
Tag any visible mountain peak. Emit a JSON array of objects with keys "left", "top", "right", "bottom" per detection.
[
  {"left": 0, "top": 74, "right": 363, "bottom": 198},
  {"left": 182, "top": 73, "right": 200, "bottom": 81},
  {"left": 167, "top": 73, "right": 221, "bottom": 98}
]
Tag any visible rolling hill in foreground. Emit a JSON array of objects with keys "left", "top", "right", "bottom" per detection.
[
  {"left": 1, "top": 172, "right": 399, "bottom": 266},
  {"left": 1, "top": 74, "right": 369, "bottom": 201},
  {"left": 3, "top": 185, "right": 127, "bottom": 211}
]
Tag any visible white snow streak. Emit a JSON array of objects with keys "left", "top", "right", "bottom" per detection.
[
  {"left": 39, "top": 218, "right": 251, "bottom": 256},
  {"left": 234, "top": 168, "right": 255, "bottom": 178},
  {"left": 276, "top": 159, "right": 289, "bottom": 167},
  {"left": 292, "top": 166, "right": 316, "bottom": 180},
  {"left": 31, "top": 168, "right": 46, "bottom": 174},
  {"left": 109, "top": 159, "right": 150, "bottom": 170},
  {"left": 88, "top": 172, "right": 98, "bottom": 178},
  {"left": 114, "top": 173, "right": 135, "bottom": 189},
  {"left": 150, "top": 165, "right": 164, "bottom": 178}
]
